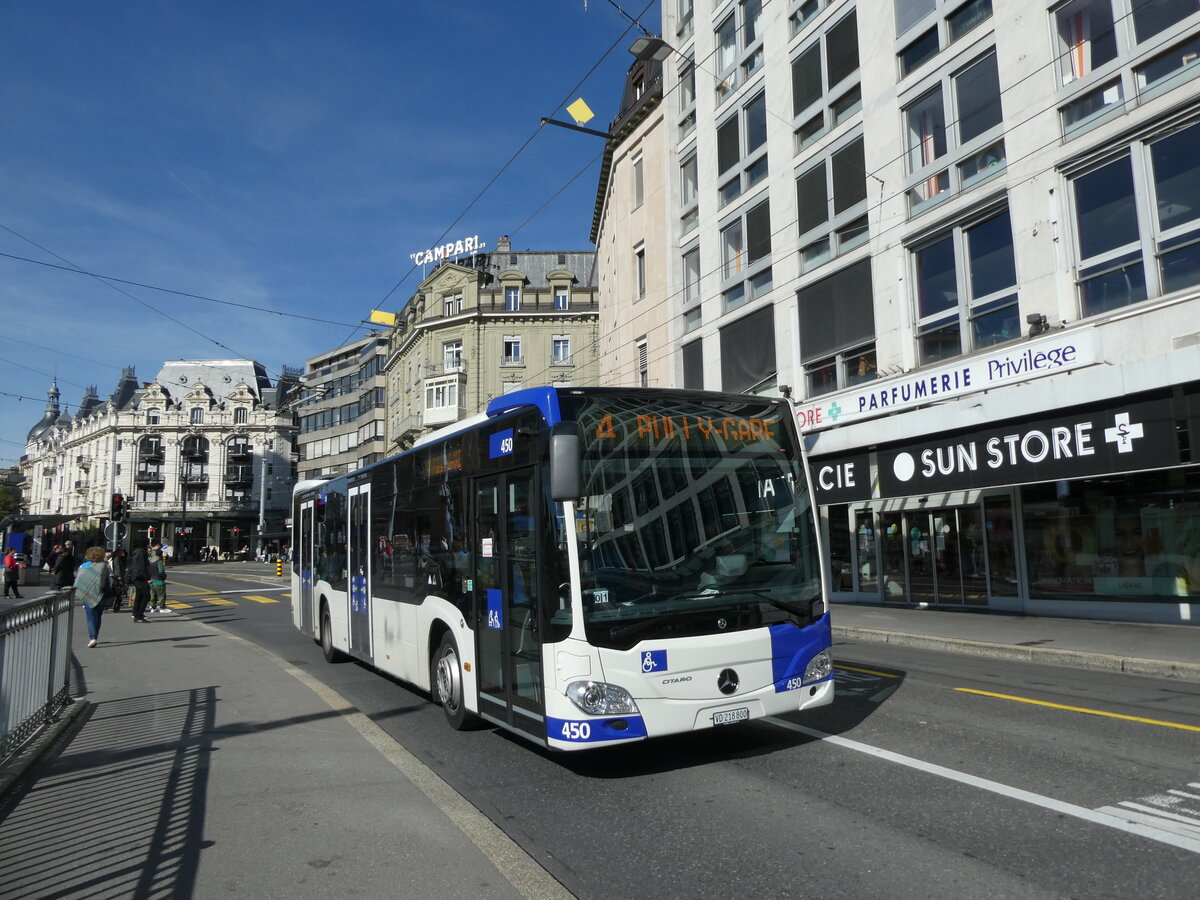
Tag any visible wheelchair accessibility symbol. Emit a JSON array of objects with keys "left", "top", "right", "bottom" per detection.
[{"left": 641, "top": 649, "right": 667, "bottom": 673}]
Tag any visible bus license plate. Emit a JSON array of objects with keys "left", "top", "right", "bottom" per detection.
[{"left": 712, "top": 707, "right": 749, "bottom": 726}]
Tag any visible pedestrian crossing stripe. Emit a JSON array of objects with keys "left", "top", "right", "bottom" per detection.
[
  {"left": 244, "top": 595, "right": 279, "bottom": 604},
  {"left": 203, "top": 597, "right": 238, "bottom": 606},
  {"left": 167, "top": 601, "right": 192, "bottom": 609}
]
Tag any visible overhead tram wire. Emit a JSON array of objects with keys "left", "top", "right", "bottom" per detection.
[
  {"left": 350, "top": 1, "right": 657, "bottom": 347},
  {"left": 0, "top": 249, "right": 361, "bottom": 328},
  {"left": 0, "top": 223, "right": 299, "bottom": 389}
]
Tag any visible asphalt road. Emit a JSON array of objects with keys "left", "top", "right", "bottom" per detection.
[{"left": 162, "top": 564, "right": 1200, "bottom": 899}]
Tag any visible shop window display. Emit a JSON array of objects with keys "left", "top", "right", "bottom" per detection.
[{"left": 1022, "top": 470, "right": 1200, "bottom": 600}]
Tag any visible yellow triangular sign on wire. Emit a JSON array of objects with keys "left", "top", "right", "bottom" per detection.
[
  {"left": 369, "top": 309, "right": 396, "bottom": 326},
  {"left": 566, "top": 97, "right": 595, "bottom": 125}
]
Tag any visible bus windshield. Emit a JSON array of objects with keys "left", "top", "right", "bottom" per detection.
[{"left": 567, "top": 394, "right": 821, "bottom": 650}]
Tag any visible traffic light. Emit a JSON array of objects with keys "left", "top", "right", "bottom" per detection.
[
  {"left": 111, "top": 493, "right": 126, "bottom": 522},
  {"left": 232, "top": 527, "right": 240, "bottom": 536}
]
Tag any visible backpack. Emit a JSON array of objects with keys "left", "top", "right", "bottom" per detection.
[{"left": 74, "top": 564, "right": 108, "bottom": 609}]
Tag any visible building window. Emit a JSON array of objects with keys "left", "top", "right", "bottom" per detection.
[
  {"left": 443, "top": 292, "right": 463, "bottom": 317},
  {"left": 636, "top": 246, "right": 647, "bottom": 299},
  {"left": 146, "top": 410, "right": 159, "bottom": 425},
  {"left": 715, "top": 12, "right": 738, "bottom": 98},
  {"left": 681, "top": 153, "right": 699, "bottom": 233},
  {"left": 682, "top": 246, "right": 701, "bottom": 308},
  {"left": 633, "top": 155, "right": 644, "bottom": 209},
  {"left": 677, "top": 0, "right": 694, "bottom": 39},
  {"left": 504, "top": 286, "right": 521, "bottom": 311},
  {"left": 1055, "top": 0, "right": 1200, "bottom": 133},
  {"left": 502, "top": 336, "right": 523, "bottom": 366},
  {"left": 897, "top": 0, "right": 993, "bottom": 76},
  {"left": 233, "top": 407, "right": 247, "bottom": 424},
  {"left": 637, "top": 339, "right": 649, "bottom": 387},
  {"left": 717, "top": 91, "right": 768, "bottom": 207},
  {"left": 792, "top": 9, "right": 861, "bottom": 151},
  {"left": 797, "top": 134, "right": 869, "bottom": 272},
  {"left": 679, "top": 58, "right": 697, "bottom": 136},
  {"left": 190, "top": 408, "right": 204, "bottom": 425},
  {"left": 903, "top": 50, "right": 1005, "bottom": 214},
  {"left": 791, "top": 0, "right": 833, "bottom": 35},
  {"left": 425, "top": 379, "right": 458, "bottom": 410},
  {"left": 1070, "top": 119, "right": 1200, "bottom": 316},
  {"left": 554, "top": 287, "right": 569, "bottom": 310},
  {"left": 443, "top": 340, "right": 463, "bottom": 372},
  {"left": 913, "top": 206, "right": 1019, "bottom": 366},
  {"left": 721, "top": 198, "right": 772, "bottom": 311},
  {"left": 551, "top": 336, "right": 571, "bottom": 365},
  {"left": 798, "top": 257, "right": 877, "bottom": 396}
]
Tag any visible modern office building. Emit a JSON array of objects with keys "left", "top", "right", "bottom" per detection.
[
  {"left": 384, "top": 236, "right": 600, "bottom": 449},
  {"left": 19, "top": 361, "right": 299, "bottom": 558},
  {"left": 593, "top": 53, "right": 673, "bottom": 388},
  {"left": 661, "top": 0, "right": 1200, "bottom": 624},
  {"left": 295, "top": 335, "right": 389, "bottom": 481}
]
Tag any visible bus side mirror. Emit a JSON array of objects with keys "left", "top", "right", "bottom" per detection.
[{"left": 550, "top": 422, "right": 581, "bottom": 501}]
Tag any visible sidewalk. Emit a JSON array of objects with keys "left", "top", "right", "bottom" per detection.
[
  {"left": 0, "top": 607, "right": 569, "bottom": 900},
  {"left": 831, "top": 601, "right": 1200, "bottom": 682}
]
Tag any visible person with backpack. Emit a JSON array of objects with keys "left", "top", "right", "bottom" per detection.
[
  {"left": 147, "top": 542, "right": 172, "bottom": 614},
  {"left": 3, "top": 547, "right": 22, "bottom": 599},
  {"left": 75, "top": 546, "right": 114, "bottom": 648}
]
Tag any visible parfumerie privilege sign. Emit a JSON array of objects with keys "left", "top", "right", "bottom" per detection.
[
  {"left": 809, "top": 395, "right": 1180, "bottom": 503},
  {"left": 795, "top": 331, "right": 1098, "bottom": 432}
]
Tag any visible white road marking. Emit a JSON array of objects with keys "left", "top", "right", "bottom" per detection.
[{"left": 765, "top": 717, "right": 1200, "bottom": 855}]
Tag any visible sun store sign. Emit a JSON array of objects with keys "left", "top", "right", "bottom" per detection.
[
  {"left": 795, "top": 331, "right": 1098, "bottom": 432},
  {"left": 409, "top": 234, "right": 486, "bottom": 267}
]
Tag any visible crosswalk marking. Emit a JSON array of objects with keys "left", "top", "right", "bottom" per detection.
[
  {"left": 166, "top": 601, "right": 193, "bottom": 609},
  {"left": 202, "top": 597, "right": 238, "bottom": 606},
  {"left": 1097, "top": 783, "right": 1200, "bottom": 843},
  {"left": 243, "top": 594, "right": 280, "bottom": 604}
]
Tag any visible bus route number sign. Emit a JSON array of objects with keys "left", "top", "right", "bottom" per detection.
[{"left": 592, "top": 413, "right": 779, "bottom": 446}]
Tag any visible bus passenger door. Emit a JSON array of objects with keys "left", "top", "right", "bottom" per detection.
[
  {"left": 474, "top": 470, "right": 545, "bottom": 740},
  {"left": 348, "top": 483, "right": 373, "bottom": 662},
  {"left": 298, "top": 500, "right": 315, "bottom": 635}
]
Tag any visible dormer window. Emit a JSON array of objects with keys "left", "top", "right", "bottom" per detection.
[
  {"left": 146, "top": 409, "right": 160, "bottom": 425},
  {"left": 190, "top": 408, "right": 205, "bottom": 425},
  {"left": 234, "top": 407, "right": 248, "bottom": 424}
]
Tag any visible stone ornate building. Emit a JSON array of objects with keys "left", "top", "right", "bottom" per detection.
[
  {"left": 20, "top": 360, "right": 299, "bottom": 557},
  {"left": 384, "top": 236, "right": 601, "bottom": 449}
]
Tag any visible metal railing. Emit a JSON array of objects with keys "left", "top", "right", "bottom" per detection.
[{"left": 0, "top": 589, "right": 75, "bottom": 762}]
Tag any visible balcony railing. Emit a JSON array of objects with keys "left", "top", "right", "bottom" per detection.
[
  {"left": 75, "top": 455, "right": 91, "bottom": 469},
  {"left": 500, "top": 356, "right": 525, "bottom": 367},
  {"left": 225, "top": 466, "right": 254, "bottom": 484},
  {"left": 227, "top": 442, "right": 252, "bottom": 457},
  {"left": 550, "top": 354, "right": 573, "bottom": 366},
  {"left": 181, "top": 472, "right": 209, "bottom": 485},
  {"left": 135, "top": 468, "right": 165, "bottom": 485},
  {"left": 139, "top": 443, "right": 164, "bottom": 460}
]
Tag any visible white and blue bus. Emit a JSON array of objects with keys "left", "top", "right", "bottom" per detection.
[{"left": 292, "top": 386, "right": 833, "bottom": 750}]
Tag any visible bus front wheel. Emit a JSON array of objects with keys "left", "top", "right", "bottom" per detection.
[
  {"left": 320, "top": 605, "right": 346, "bottom": 663},
  {"left": 432, "top": 633, "right": 477, "bottom": 730}
]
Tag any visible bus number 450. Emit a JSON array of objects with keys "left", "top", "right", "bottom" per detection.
[{"left": 561, "top": 721, "right": 591, "bottom": 740}]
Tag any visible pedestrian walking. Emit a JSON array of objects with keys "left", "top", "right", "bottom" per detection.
[
  {"left": 147, "top": 542, "right": 172, "bottom": 613},
  {"left": 52, "top": 541, "right": 77, "bottom": 589},
  {"left": 3, "top": 547, "right": 22, "bottom": 599},
  {"left": 75, "top": 546, "right": 114, "bottom": 648},
  {"left": 108, "top": 548, "right": 127, "bottom": 611},
  {"left": 127, "top": 543, "right": 151, "bottom": 623}
]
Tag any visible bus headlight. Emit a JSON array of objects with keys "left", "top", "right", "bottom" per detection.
[
  {"left": 566, "top": 681, "right": 640, "bottom": 716},
  {"left": 802, "top": 650, "right": 833, "bottom": 685}
]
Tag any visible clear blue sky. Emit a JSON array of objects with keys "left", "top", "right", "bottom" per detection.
[{"left": 0, "top": 0, "right": 660, "bottom": 465}]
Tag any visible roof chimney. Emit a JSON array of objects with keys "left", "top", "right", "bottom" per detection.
[{"left": 496, "top": 235, "right": 511, "bottom": 253}]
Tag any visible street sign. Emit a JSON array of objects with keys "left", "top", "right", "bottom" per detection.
[{"left": 103, "top": 522, "right": 127, "bottom": 543}]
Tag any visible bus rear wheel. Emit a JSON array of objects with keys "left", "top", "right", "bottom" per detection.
[
  {"left": 320, "top": 605, "right": 346, "bottom": 663},
  {"left": 432, "top": 633, "right": 477, "bottom": 730}
]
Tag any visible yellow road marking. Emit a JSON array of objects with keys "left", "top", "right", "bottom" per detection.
[
  {"left": 201, "top": 597, "right": 238, "bottom": 606},
  {"left": 244, "top": 594, "right": 279, "bottom": 604},
  {"left": 166, "top": 601, "right": 193, "bottom": 609},
  {"left": 837, "top": 664, "right": 901, "bottom": 679},
  {"left": 955, "top": 688, "right": 1200, "bottom": 733}
]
